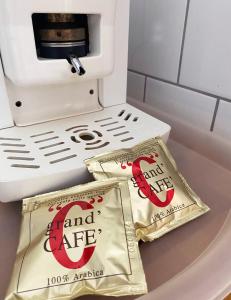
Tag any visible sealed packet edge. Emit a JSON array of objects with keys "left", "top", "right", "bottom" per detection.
[
  {"left": 22, "top": 177, "right": 128, "bottom": 213},
  {"left": 85, "top": 137, "right": 210, "bottom": 243},
  {"left": 156, "top": 137, "right": 210, "bottom": 212},
  {"left": 6, "top": 177, "right": 148, "bottom": 299}
]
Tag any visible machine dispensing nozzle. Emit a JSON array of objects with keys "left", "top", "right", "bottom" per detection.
[{"left": 68, "top": 54, "right": 86, "bottom": 76}]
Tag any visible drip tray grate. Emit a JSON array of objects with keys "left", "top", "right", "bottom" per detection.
[{"left": 0, "top": 103, "right": 170, "bottom": 202}]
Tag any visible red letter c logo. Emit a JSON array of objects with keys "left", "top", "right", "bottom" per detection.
[
  {"left": 132, "top": 156, "right": 174, "bottom": 207},
  {"left": 49, "top": 201, "right": 95, "bottom": 269}
]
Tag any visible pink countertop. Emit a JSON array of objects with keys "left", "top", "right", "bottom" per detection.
[{"left": 0, "top": 140, "right": 230, "bottom": 300}]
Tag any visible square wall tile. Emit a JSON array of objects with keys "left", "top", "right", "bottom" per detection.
[
  {"left": 128, "top": 0, "right": 187, "bottom": 82},
  {"left": 180, "top": 0, "right": 231, "bottom": 99},
  {"left": 127, "top": 71, "right": 145, "bottom": 102},
  {"left": 145, "top": 78, "right": 216, "bottom": 131},
  {"left": 214, "top": 101, "right": 231, "bottom": 140}
]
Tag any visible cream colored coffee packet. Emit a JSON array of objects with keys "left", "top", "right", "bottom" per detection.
[
  {"left": 85, "top": 137, "right": 210, "bottom": 242},
  {"left": 5, "top": 178, "right": 147, "bottom": 300}
]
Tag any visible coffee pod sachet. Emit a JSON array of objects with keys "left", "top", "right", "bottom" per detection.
[
  {"left": 5, "top": 178, "right": 147, "bottom": 300},
  {"left": 85, "top": 137, "right": 210, "bottom": 242}
]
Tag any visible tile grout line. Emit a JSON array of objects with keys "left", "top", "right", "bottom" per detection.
[
  {"left": 210, "top": 99, "right": 220, "bottom": 132},
  {"left": 0, "top": 53, "right": 6, "bottom": 74},
  {"left": 177, "top": 0, "right": 191, "bottom": 84},
  {"left": 128, "top": 68, "right": 231, "bottom": 103},
  {"left": 143, "top": 76, "right": 148, "bottom": 103}
]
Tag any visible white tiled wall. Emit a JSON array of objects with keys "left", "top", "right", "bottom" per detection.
[
  {"left": 127, "top": 71, "right": 145, "bottom": 102},
  {"left": 127, "top": 0, "right": 231, "bottom": 142},
  {"left": 180, "top": 0, "right": 231, "bottom": 99},
  {"left": 129, "top": 0, "right": 187, "bottom": 82},
  {"left": 145, "top": 78, "right": 216, "bottom": 131},
  {"left": 214, "top": 101, "right": 231, "bottom": 140}
]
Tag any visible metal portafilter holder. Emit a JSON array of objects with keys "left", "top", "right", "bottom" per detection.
[{"left": 32, "top": 13, "right": 88, "bottom": 76}]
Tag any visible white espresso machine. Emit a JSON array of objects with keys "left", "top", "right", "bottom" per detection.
[{"left": 0, "top": 0, "right": 170, "bottom": 202}]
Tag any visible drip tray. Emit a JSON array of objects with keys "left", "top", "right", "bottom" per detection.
[{"left": 0, "top": 103, "right": 170, "bottom": 202}]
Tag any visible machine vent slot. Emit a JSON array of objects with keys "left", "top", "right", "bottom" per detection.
[
  {"left": 71, "top": 136, "right": 80, "bottom": 143},
  {"left": 118, "top": 110, "right": 139, "bottom": 122},
  {"left": 44, "top": 148, "right": 71, "bottom": 157},
  {"left": 68, "top": 126, "right": 108, "bottom": 151},
  {"left": 50, "top": 155, "right": 77, "bottom": 164},
  {"left": 0, "top": 143, "right": 26, "bottom": 147},
  {"left": 4, "top": 150, "right": 30, "bottom": 154},
  {"left": 31, "top": 131, "right": 55, "bottom": 138},
  {"left": 124, "top": 113, "right": 132, "bottom": 121},
  {"left": 107, "top": 126, "right": 126, "bottom": 132},
  {"left": 39, "top": 142, "right": 65, "bottom": 150},
  {"left": 121, "top": 137, "right": 134, "bottom": 142},
  {"left": 7, "top": 157, "right": 35, "bottom": 161},
  {"left": 118, "top": 110, "right": 125, "bottom": 117},
  {"left": 34, "top": 136, "right": 59, "bottom": 144},
  {"left": 95, "top": 117, "right": 113, "bottom": 123},
  {"left": 66, "top": 125, "right": 88, "bottom": 132},
  {"left": 73, "top": 129, "right": 88, "bottom": 134},
  {"left": 1, "top": 141, "right": 34, "bottom": 167},
  {"left": 100, "top": 121, "right": 119, "bottom": 127},
  {"left": 85, "top": 142, "right": 110, "bottom": 150},
  {"left": 0, "top": 137, "right": 22, "bottom": 141},
  {"left": 86, "top": 140, "right": 101, "bottom": 145},
  {"left": 11, "top": 164, "right": 40, "bottom": 169},
  {"left": 93, "top": 130, "right": 103, "bottom": 137},
  {"left": 113, "top": 131, "right": 130, "bottom": 137}
]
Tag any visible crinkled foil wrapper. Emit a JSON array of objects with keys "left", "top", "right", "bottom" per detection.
[
  {"left": 85, "top": 137, "right": 210, "bottom": 242},
  {"left": 5, "top": 178, "right": 147, "bottom": 300}
]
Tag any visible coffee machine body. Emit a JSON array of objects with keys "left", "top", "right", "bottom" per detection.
[{"left": 0, "top": 0, "right": 171, "bottom": 202}]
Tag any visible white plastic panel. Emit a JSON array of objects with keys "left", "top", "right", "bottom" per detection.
[
  {"left": 0, "top": 63, "right": 13, "bottom": 129},
  {"left": 0, "top": 0, "right": 116, "bottom": 86},
  {"left": 0, "top": 103, "right": 170, "bottom": 202},
  {"left": 99, "top": 0, "right": 130, "bottom": 107},
  {"left": 6, "top": 79, "right": 101, "bottom": 126}
]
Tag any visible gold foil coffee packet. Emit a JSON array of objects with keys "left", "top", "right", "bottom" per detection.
[
  {"left": 85, "top": 137, "right": 210, "bottom": 242},
  {"left": 5, "top": 178, "right": 147, "bottom": 300}
]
